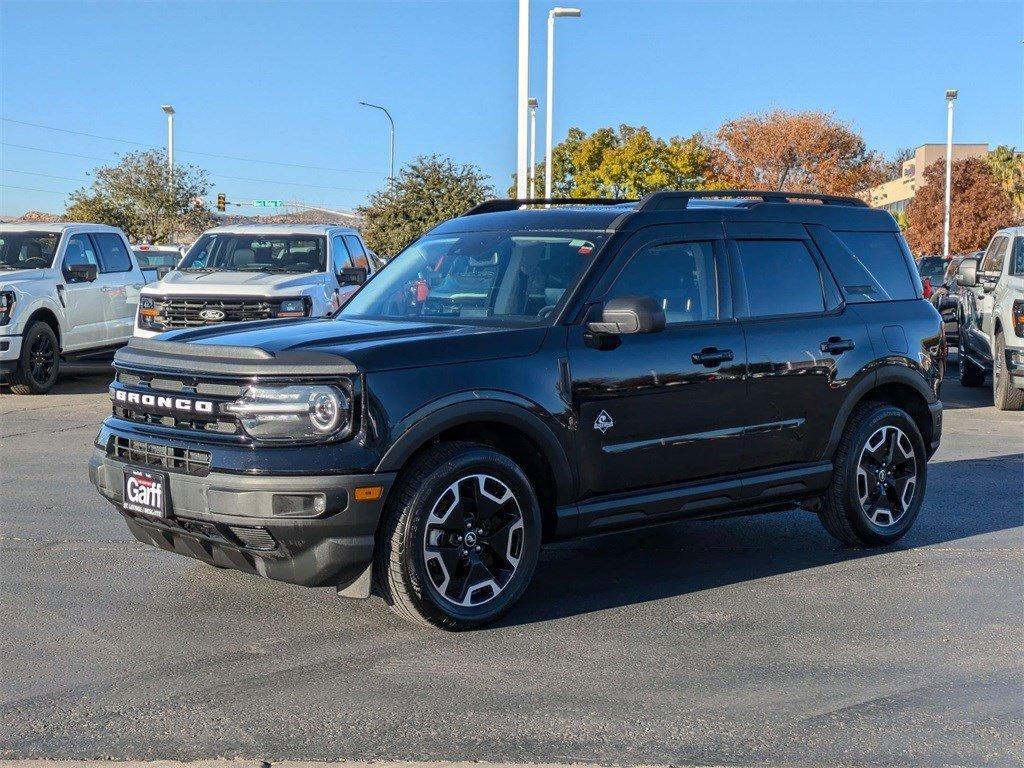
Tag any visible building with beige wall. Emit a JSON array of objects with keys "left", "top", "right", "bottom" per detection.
[{"left": 863, "top": 143, "right": 989, "bottom": 214}]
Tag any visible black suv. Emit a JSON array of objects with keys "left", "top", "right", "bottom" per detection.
[{"left": 89, "top": 191, "right": 945, "bottom": 629}]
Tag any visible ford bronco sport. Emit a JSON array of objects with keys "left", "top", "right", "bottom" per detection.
[{"left": 89, "top": 191, "right": 945, "bottom": 629}]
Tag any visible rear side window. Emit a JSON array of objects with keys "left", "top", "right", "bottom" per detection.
[
  {"left": 809, "top": 226, "right": 918, "bottom": 302},
  {"left": 93, "top": 232, "right": 132, "bottom": 273},
  {"left": 731, "top": 239, "right": 825, "bottom": 317}
]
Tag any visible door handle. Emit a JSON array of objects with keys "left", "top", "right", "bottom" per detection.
[
  {"left": 692, "top": 347, "right": 734, "bottom": 367},
  {"left": 820, "top": 337, "right": 855, "bottom": 355}
]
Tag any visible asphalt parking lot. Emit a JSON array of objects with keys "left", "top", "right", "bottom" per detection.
[{"left": 1, "top": 358, "right": 1021, "bottom": 767}]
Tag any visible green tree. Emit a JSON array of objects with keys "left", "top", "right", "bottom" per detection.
[
  {"left": 511, "top": 125, "right": 723, "bottom": 198},
  {"left": 985, "top": 145, "right": 1024, "bottom": 213},
  {"left": 66, "top": 149, "right": 214, "bottom": 243},
  {"left": 358, "top": 155, "right": 492, "bottom": 257}
]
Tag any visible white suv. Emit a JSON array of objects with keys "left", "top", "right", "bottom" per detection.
[
  {"left": 0, "top": 223, "right": 149, "bottom": 394},
  {"left": 135, "top": 224, "right": 377, "bottom": 337}
]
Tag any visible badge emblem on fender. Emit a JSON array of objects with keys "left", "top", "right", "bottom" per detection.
[{"left": 594, "top": 410, "right": 614, "bottom": 433}]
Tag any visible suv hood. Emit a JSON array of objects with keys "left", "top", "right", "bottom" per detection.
[
  {"left": 151, "top": 316, "right": 546, "bottom": 373},
  {"left": 143, "top": 270, "right": 326, "bottom": 296}
]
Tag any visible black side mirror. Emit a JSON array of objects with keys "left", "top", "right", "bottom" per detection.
[
  {"left": 66, "top": 263, "right": 98, "bottom": 283},
  {"left": 339, "top": 266, "right": 368, "bottom": 286},
  {"left": 587, "top": 296, "right": 666, "bottom": 335},
  {"left": 955, "top": 258, "right": 979, "bottom": 288}
]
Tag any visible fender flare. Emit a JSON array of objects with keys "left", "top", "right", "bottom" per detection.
[
  {"left": 823, "top": 364, "right": 937, "bottom": 458},
  {"left": 375, "top": 391, "right": 575, "bottom": 504},
  {"left": 18, "top": 298, "right": 66, "bottom": 346}
]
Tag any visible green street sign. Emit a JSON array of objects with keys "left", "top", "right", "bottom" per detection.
[{"left": 252, "top": 200, "right": 284, "bottom": 208}]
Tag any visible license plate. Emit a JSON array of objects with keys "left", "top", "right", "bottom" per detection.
[{"left": 123, "top": 468, "right": 167, "bottom": 518}]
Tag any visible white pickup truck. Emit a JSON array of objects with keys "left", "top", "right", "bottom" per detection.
[
  {"left": 0, "top": 223, "right": 151, "bottom": 394},
  {"left": 956, "top": 226, "right": 1024, "bottom": 410},
  {"left": 134, "top": 224, "right": 377, "bottom": 337}
]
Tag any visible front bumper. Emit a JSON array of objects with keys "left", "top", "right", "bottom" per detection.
[
  {"left": 133, "top": 325, "right": 160, "bottom": 339},
  {"left": 1006, "top": 346, "right": 1024, "bottom": 389},
  {"left": 90, "top": 449, "right": 396, "bottom": 588},
  {"left": 0, "top": 333, "right": 23, "bottom": 366}
]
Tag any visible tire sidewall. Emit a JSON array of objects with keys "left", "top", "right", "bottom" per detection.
[
  {"left": 841, "top": 407, "right": 927, "bottom": 545},
  {"left": 18, "top": 322, "right": 60, "bottom": 394},
  {"left": 398, "top": 448, "right": 542, "bottom": 628}
]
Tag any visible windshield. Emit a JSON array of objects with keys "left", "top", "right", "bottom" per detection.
[
  {"left": 134, "top": 249, "right": 180, "bottom": 269},
  {"left": 179, "top": 233, "right": 326, "bottom": 273},
  {"left": 917, "top": 257, "right": 947, "bottom": 282},
  {"left": 340, "top": 230, "right": 605, "bottom": 326},
  {"left": 0, "top": 231, "right": 60, "bottom": 270}
]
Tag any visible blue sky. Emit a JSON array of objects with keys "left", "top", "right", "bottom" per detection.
[{"left": 1, "top": 0, "right": 1021, "bottom": 217}]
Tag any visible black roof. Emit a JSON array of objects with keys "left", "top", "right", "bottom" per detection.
[{"left": 429, "top": 190, "right": 895, "bottom": 236}]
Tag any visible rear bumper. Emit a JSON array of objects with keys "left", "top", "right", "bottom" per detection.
[{"left": 89, "top": 449, "right": 396, "bottom": 588}]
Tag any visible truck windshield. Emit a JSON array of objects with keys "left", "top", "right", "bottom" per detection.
[
  {"left": 0, "top": 231, "right": 60, "bottom": 270},
  {"left": 339, "top": 230, "right": 605, "bottom": 326},
  {"left": 917, "top": 256, "right": 947, "bottom": 282},
  {"left": 179, "top": 233, "right": 326, "bottom": 273}
]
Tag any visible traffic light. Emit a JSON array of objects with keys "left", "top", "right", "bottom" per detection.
[{"left": 216, "top": 193, "right": 226, "bottom": 212}]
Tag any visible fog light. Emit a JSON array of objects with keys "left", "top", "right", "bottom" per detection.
[{"left": 272, "top": 493, "right": 328, "bottom": 517}]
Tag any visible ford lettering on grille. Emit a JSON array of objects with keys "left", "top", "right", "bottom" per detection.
[{"left": 110, "top": 387, "right": 217, "bottom": 416}]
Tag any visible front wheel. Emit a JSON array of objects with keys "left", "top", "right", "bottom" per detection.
[
  {"left": 8, "top": 321, "right": 60, "bottom": 395},
  {"left": 819, "top": 402, "right": 927, "bottom": 547},
  {"left": 993, "top": 333, "right": 1024, "bottom": 411},
  {"left": 375, "top": 442, "right": 542, "bottom": 630}
]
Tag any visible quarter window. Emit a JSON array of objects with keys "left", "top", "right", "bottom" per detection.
[
  {"left": 732, "top": 239, "right": 825, "bottom": 317},
  {"left": 607, "top": 241, "right": 718, "bottom": 324},
  {"left": 832, "top": 231, "right": 918, "bottom": 301},
  {"left": 92, "top": 232, "right": 132, "bottom": 273}
]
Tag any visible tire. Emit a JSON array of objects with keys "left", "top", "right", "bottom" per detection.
[
  {"left": 993, "top": 332, "right": 1024, "bottom": 411},
  {"left": 819, "top": 402, "right": 927, "bottom": 547},
  {"left": 375, "top": 441, "right": 543, "bottom": 630},
  {"left": 8, "top": 321, "right": 60, "bottom": 395},
  {"left": 958, "top": 351, "right": 986, "bottom": 388}
]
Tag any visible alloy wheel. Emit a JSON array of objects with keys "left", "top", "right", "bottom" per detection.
[
  {"left": 28, "top": 333, "right": 56, "bottom": 386},
  {"left": 422, "top": 473, "right": 525, "bottom": 608},
  {"left": 856, "top": 425, "right": 918, "bottom": 527}
]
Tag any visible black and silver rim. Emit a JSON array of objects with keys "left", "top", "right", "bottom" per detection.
[
  {"left": 422, "top": 474, "right": 525, "bottom": 608},
  {"left": 27, "top": 332, "right": 56, "bottom": 385},
  {"left": 993, "top": 342, "right": 1003, "bottom": 393},
  {"left": 856, "top": 425, "right": 918, "bottom": 527}
]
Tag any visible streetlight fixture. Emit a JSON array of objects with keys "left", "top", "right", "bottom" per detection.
[
  {"left": 545, "top": 6, "right": 581, "bottom": 200},
  {"left": 528, "top": 97, "right": 538, "bottom": 199},
  {"left": 359, "top": 101, "right": 396, "bottom": 188},
  {"left": 943, "top": 89, "right": 957, "bottom": 258}
]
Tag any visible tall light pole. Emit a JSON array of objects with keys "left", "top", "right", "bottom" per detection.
[
  {"left": 943, "top": 89, "right": 957, "bottom": 258},
  {"left": 359, "top": 101, "right": 395, "bottom": 188},
  {"left": 516, "top": 0, "right": 530, "bottom": 199},
  {"left": 545, "top": 7, "right": 581, "bottom": 200},
  {"left": 528, "top": 97, "right": 538, "bottom": 199},
  {"left": 161, "top": 105, "right": 174, "bottom": 243}
]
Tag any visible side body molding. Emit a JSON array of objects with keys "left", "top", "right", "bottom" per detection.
[{"left": 375, "top": 391, "right": 575, "bottom": 505}]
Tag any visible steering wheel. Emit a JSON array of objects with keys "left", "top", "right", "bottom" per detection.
[
  {"left": 21, "top": 257, "right": 48, "bottom": 269},
  {"left": 537, "top": 305, "right": 557, "bottom": 319}
]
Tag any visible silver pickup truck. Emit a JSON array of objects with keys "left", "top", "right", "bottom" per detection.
[
  {"left": 0, "top": 223, "right": 152, "bottom": 394},
  {"left": 956, "top": 226, "right": 1024, "bottom": 410}
]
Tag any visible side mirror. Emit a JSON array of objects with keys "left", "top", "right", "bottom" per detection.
[
  {"left": 67, "top": 263, "right": 98, "bottom": 283},
  {"left": 587, "top": 296, "right": 666, "bottom": 335},
  {"left": 938, "top": 295, "right": 958, "bottom": 312},
  {"left": 339, "top": 266, "right": 368, "bottom": 286},
  {"left": 955, "top": 258, "right": 979, "bottom": 287}
]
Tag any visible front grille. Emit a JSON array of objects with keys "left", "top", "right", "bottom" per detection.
[
  {"left": 110, "top": 436, "right": 212, "bottom": 475},
  {"left": 112, "top": 370, "right": 244, "bottom": 436},
  {"left": 154, "top": 296, "right": 274, "bottom": 328}
]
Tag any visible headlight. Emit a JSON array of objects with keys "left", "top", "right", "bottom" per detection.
[
  {"left": 275, "top": 297, "right": 310, "bottom": 318},
  {"left": 1013, "top": 299, "right": 1024, "bottom": 338},
  {"left": 137, "top": 296, "right": 167, "bottom": 330},
  {"left": 224, "top": 384, "right": 352, "bottom": 442},
  {"left": 0, "top": 291, "right": 15, "bottom": 326}
]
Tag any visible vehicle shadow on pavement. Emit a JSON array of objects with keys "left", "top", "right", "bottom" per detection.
[
  {"left": 508, "top": 451, "right": 1023, "bottom": 626},
  {"left": 1, "top": 365, "right": 112, "bottom": 396}
]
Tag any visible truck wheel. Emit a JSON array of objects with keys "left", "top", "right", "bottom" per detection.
[
  {"left": 819, "top": 402, "right": 926, "bottom": 547},
  {"left": 8, "top": 321, "right": 60, "bottom": 395},
  {"left": 375, "top": 441, "right": 542, "bottom": 630},
  {"left": 993, "top": 332, "right": 1024, "bottom": 411},
  {"left": 958, "top": 352, "right": 986, "bottom": 387}
]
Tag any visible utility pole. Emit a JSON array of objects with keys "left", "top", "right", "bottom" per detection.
[
  {"left": 943, "top": 89, "right": 957, "bottom": 258},
  {"left": 359, "top": 101, "right": 395, "bottom": 188},
  {"left": 516, "top": 0, "right": 530, "bottom": 199},
  {"left": 161, "top": 104, "right": 175, "bottom": 242}
]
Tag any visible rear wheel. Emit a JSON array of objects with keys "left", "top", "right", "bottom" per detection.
[
  {"left": 819, "top": 402, "right": 926, "bottom": 547},
  {"left": 8, "top": 321, "right": 60, "bottom": 395},
  {"left": 993, "top": 332, "right": 1024, "bottom": 411},
  {"left": 375, "top": 442, "right": 542, "bottom": 630},
  {"left": 958, "top": 351, "right": 986, "bottom": 388}
]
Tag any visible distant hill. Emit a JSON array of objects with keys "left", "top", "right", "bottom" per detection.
[{"left": 0, "top": 210, "right": 65, "bottom": 223}]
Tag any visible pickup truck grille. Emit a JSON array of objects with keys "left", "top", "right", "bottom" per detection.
[
  {"left": 112, "top": 370, "right": 245, "bottom": 436},
  {"left": 110, "top": 436, "right": 212, "bottom": 476},
  {"left": 153, "top": 296, "right": 274, "bottom": 328}
]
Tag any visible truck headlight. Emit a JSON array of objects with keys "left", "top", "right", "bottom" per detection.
[
  {"left": 224, "top": 384, "right": 352, "bottom": 442},
  {"left": 274, "top": 297, "right": 310, "bottom": 318},
  {"left": 1013, "top": 299, "right": 1024, "bottom": 338},
  {"left": 137, "top": 296, "right": 167, "bottom": 330},
  {"left": 0, "top": 291, "right": 15, "bottom": 326}
]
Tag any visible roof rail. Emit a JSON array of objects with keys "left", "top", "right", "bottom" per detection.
[
  {"left": 635, "top": 189, "right": 869, "bottom": 211},
  {"left": 462, "top": 197, "right": 635, "bottom": 216}
]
